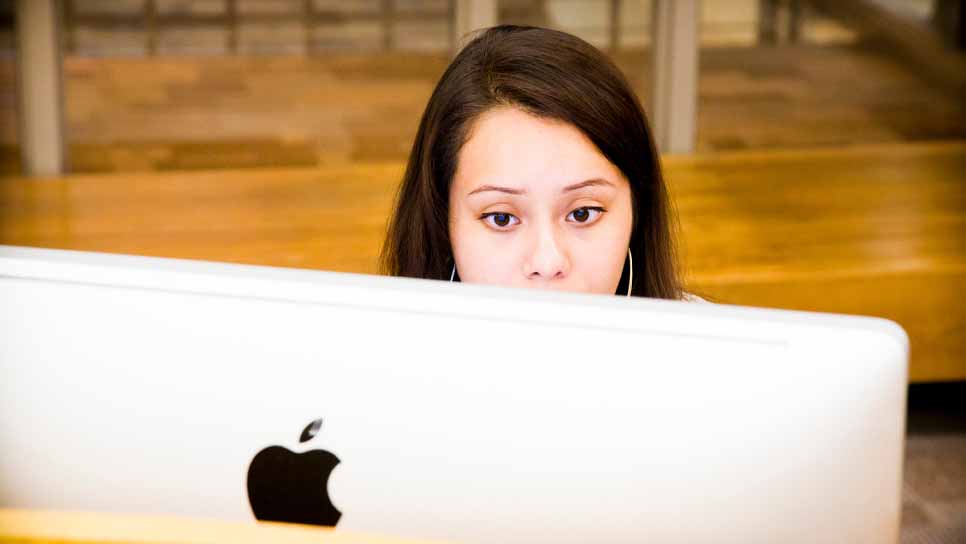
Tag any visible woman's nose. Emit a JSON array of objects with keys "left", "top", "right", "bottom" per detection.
[{"left": 523, "top": 225, "right": 569, "bottom": 282}]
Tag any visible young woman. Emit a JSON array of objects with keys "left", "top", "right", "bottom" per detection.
[{"left": 381, "top": 24, "right": 701, "bottom": 302}]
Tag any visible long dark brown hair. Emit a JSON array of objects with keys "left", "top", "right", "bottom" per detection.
[{"left": 380, "top": 25, "right": 681, "bottom": 299}]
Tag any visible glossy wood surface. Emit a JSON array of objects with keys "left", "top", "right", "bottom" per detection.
[
  {"left": 1, "top": 141, "right": 963, "bottom": 381},
  {"left": 2, "top": 41, "right": 965, "bottom": 174},
  {"left": 666, "top": 142, "right": 965, "bottom": 381},
  {"left": 0, "top": 508, "right": 445, "bottom": 543}
]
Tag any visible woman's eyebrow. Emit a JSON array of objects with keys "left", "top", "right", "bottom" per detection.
[
  {"left": 562, "top": 178, "right": 615, "bottom": 193},
  {"left": 467, "top": 178, "right": 614, "bottom": 197},
  {"left": 467, "top": 185, "right": 526, "bottom": 196}
]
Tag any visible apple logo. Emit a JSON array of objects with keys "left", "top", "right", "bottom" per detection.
[{"left": 247, "top": 418, "right": 342, "bottom": 526}]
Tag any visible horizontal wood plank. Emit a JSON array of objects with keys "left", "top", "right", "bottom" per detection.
[
  {"left": 1, "top": 141, "right": 963, "bottom": 381},
  {"left": 0, "top": 508, "right": 443, "bottom": 543}
]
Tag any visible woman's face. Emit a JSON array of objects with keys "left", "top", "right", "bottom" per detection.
[{"left": 448, "top": 106, "right": 633, "bottom": 294}]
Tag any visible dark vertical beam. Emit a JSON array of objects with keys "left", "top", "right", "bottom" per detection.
[
  {"left": 145, "top": 0, "right": 158, "bottom": 55},
  {"left": 303, "top": 0, "right": 313, "bottom": 55},
  {"left": 62, "top": 0, "right": 76, "bottom": 54},
  {"left": 226, "top": 0, "right": 238, "bottom": 54},
  {"left": 758, "top": 0, "right": 777, "bottom": 45},
  {"left": 932, "top": 0, "right": 965, "bottom": 49},
  {"left": 448, "top": 0, "right": 457, "bottom": 52},
  {"left": 788, "top": 0, "right": 802, "bottom": 43},
  {"left": 608, "top": 0, "right": 620, "bottom": 52},
  {"left": 381, "top": 0, "right": 394, "bottom": 51}
]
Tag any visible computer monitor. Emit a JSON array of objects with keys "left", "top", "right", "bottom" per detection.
[{"left": 0, "top": 245, "right": 908, "bottom": 543}]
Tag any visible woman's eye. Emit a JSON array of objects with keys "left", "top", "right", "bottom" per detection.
[
  {"left": 567, "top": 206, "right": 605, "bottom": 224},
  {"left": 480, "top": 212, "right": 520, "bottom": 229}
]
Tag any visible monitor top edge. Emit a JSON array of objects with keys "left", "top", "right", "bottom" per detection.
[{"left": 0, "top": 244, "right": 908, "bottom": 349}]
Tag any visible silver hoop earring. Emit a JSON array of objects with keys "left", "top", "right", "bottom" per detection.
[
  {"left": 626, "top": 248, "right": 633, "bottom": 297},
  {"left": 450, "top": 263, "right": 456, "bottom": 282}
]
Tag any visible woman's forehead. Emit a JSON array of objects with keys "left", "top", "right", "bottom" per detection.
[{"left": 454, "top": 107, "right": 625, "bottom": 195}]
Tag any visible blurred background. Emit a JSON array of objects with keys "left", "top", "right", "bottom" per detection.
[
  {"left": 0, "top": 0, "right": 963, "bottom": 171},
  {"left": 0, "top": 1, "right": 964, "bottom": 539}
]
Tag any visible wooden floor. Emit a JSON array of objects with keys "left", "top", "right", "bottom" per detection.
[
  {"left": 902, "top": 382, "right": 966, "bottom": 541},
  {"left": 0, "top": 40, "right": 963, "bottom": 174},
  {"left": 1, "top": 141, "right": 963, "bottom": 382}
]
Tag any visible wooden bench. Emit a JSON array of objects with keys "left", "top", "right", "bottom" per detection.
[
  {"left": 0, "top": 508, "right": 444, "bottom": 543},
  {"left": 1, "top": 141, "right": 962, "bottom": 382},
  {"left": 667, "top": 142, "right": 965, "bottom": 382}
]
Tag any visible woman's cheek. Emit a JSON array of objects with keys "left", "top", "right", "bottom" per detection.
[
  {"left": 473, "top": 234, "right": 518, "bottom": 283},
  {"left": 454, "top": 225, "right": 495, "bottom": 283}
]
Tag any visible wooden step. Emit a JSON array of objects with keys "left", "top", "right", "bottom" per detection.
[{"left": 1, "top": 141, "right": 962, "bottom": 381}]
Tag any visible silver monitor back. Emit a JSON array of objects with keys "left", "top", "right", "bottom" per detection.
[{"left": 0, "top": 245, "right": 908, "bottom": 543}]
